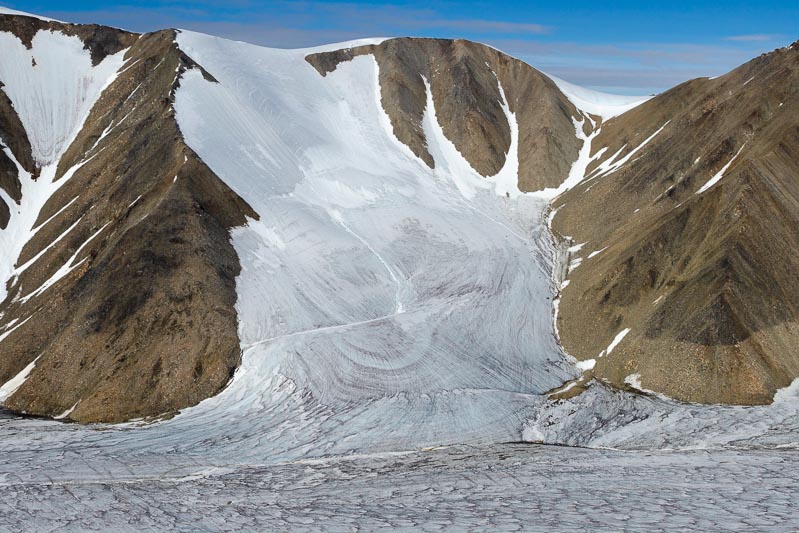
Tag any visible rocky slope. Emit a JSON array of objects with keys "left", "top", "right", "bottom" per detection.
[
  {"left": 553, "top": 41, "right": 799, "bottom": 404},
  {"left": 306, "top": 38, "right": 582, "bottom": 192},
  {"left": 0, "top": 13, "right": 255, "bottom": 422}
]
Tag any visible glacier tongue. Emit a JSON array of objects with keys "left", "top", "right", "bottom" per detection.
[{"left": 173, "top": 31, "right": 577, "bottom": 455}]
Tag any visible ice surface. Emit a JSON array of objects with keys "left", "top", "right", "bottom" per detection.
[{"left": 0, "top": 443, "right": 796, "bottom": 530}]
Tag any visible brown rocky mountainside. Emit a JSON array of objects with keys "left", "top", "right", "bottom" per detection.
[
  {"left": 306, "top": 38, "right": 582, "bottom": 192},
  {"left": 0, "top": 14, "right": 256, "bottom": 422},
  {"left": 553, "top": 41, "right": 799, "bottom": 404}
]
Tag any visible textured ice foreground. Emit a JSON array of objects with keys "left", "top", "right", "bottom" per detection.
[{"left": 1, "top": 442, "right": 797, "bottom": 531}]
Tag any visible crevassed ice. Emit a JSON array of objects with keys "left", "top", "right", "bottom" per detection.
[{"left": 172, "top": 30, "right": 577, "bottom": 455}]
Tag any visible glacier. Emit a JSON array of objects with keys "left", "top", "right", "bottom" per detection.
[{"left": 172, "top": 30, "right": 577, "bottom": 453}]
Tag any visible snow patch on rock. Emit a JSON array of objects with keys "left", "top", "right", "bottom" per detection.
[
  {"left": 696, "top": 143, "right": 746, "bottom": 194},
  {"left": 0, "top": 30, "right": 126, "bottom": 165},
  {"left": 773, "top": 378, "right": 799, "bottom": 404}
]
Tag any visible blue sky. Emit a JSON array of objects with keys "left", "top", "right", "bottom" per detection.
[{"left": 4, "top": 1, "right": 796, "bottom": 94}]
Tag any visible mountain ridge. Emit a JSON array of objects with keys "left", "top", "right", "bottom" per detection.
[
  {"left": 552, "top": 39, "right": 799, "bottom": 404},
  {"left": 0, "top": 8, "right": 797, "bottom": 423}
]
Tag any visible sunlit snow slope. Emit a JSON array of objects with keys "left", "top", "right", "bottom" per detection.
[
  {"left": 546, "top": 74, "right": 652, "bottom": 120},
  {"left": 172, "top": 31, "right": 577, "bottom": 452},
  {"left": 0, "top": 29, "right": 126, "bottom": 304}
]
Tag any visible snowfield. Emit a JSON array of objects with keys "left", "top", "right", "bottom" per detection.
[
  {"left": 172, "top": 30, "right": 577, "bottom": 453},
  {"left": 545, "top": 73, "right": 652, "bottom": 119},
  {"left": 0, "top": 30, "right": 126, "bottom": 305}
]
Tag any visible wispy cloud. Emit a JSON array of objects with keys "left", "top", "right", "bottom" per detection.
[
  {"left": 725, "top": 34, "right": 782, "bottom": 42},
  {"left": 40, "top": 2, "right": 549, "bottom": 37},
  {"left": 417, "top": 19, "right": 549, "bottom": 35},
  {"left": 40, "top": 2, "right": 550, "bottom": 47},
  {"left": 22, "top": 0, "right": 790, "bottom": 93},
  {"left": 490, "top": 38, "right": 771, "bottom": 94}
]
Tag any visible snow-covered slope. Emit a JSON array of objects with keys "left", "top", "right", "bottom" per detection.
[
  {"left": 0, "top": 31, "right": 125, "bottom": 165},
  {"left": 0, "top": 29, "right": 126, "bottom": 304},
  {"left": 545, "top": 73, "right": 651, "bottom": 119},
  {"left": 173, "top": 31, "right": 577, "bottom": 452}
]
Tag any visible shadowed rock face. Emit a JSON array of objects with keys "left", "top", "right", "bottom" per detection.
[
  {"left": 1, "top": 86, "right": 31, "bottom": 233},
  {"left": 0, "top": 18, "right": 256, "bottom": 422},
  {"left": 307, "top": 38, "right": 582, "bottom": 192},
  {"left": 0, "top": 85, "right": 34, "bottom": 229},
  {"left": 553, "top": 42, "right": 799, "bottom": 405}
]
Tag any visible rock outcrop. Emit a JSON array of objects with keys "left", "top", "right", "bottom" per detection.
[
  {"left": 307, "top": 38, "right": 582, "bottom": 192},
  {"left": 553, "top": 42, "right": 799, "bottom": 404}
]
